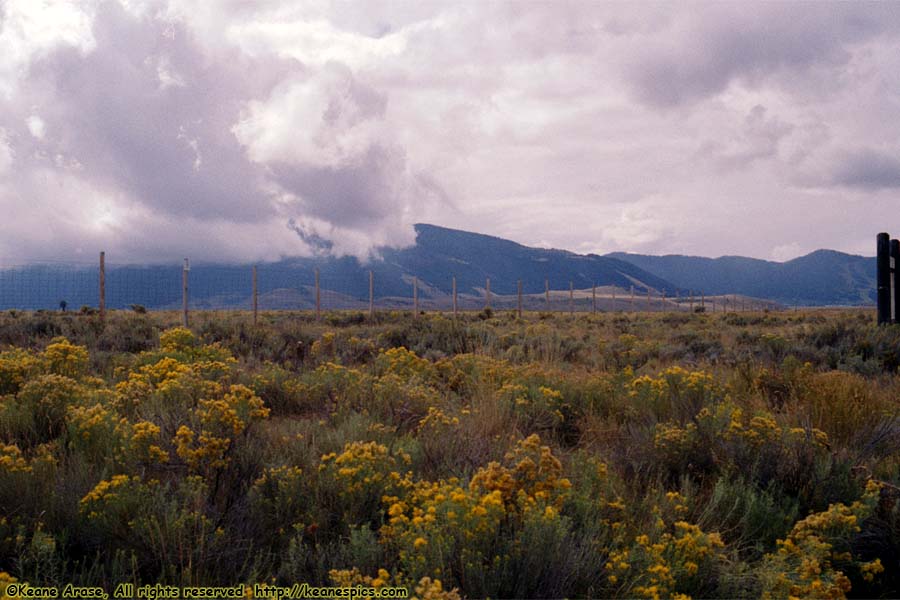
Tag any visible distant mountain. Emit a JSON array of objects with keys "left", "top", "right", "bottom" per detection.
[
  {"left": 606, "top": 249, "right": 875, "bottom": 306},
  {"left": 0, "top": 224, "right": 674, "bottom": 310},
  {"left": 381, "top": 224, "right": 674, "bottom": 298}
]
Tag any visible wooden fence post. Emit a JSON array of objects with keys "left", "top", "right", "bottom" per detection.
[
  {"left": 315, "top": 268, "right": 321, "bottom": 321},
  {"left": 252, "top": 265, "right": 258, "bottom": 325},
  {"left": 182, "top": 258, "right": 189, "bottom": 328},
  {"left": 452, "top": 276, "right": 457, "bottom": 317},
  {"left": 517, "top": 280, "right": 523, "bottom": 319},
  {"left": 99, "top": 251, "right": 106, "bottom": 323},
  {"left": 369, "top": 270, "right": 374, "bottom": 318}
]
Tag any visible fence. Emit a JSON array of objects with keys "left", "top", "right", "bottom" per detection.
[
  {"left": 0, "top": 252, "right": 781, "bottom": 323},
  {"left": 876, "top": 232, "right": 900, "bottom": 325}
]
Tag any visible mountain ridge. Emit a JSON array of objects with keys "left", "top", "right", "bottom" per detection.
[
  {"left": 605, "top": 247, "right": 874, "bottom": 306},
  {"left": 0, "top": 224, "right": 876, "bottom": 309}
]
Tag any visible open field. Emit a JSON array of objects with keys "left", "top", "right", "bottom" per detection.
[{"left": 0, "top": 308, "right": 898, "bottom": 598}]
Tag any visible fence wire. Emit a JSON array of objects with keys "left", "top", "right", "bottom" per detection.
[{"left": 0, "top": 259, "right": 781, "bottom": 313}]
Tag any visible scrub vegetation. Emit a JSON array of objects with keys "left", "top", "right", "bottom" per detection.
[{"left": 0, "top": 308, "right": 898, "bottom": 599}]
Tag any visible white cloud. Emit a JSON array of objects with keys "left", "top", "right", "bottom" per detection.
[
  {"left": 0, "top": 0, "right": 97, "bottom": 98},
  {"left": 0, "top": 129, "right": 11, "bottom": 173},
  {"left": 233, "top": 63, "right": 387, "bottom": 169},
  {"left": 26, "top": 115, "right": 45, "bottom": 138}
]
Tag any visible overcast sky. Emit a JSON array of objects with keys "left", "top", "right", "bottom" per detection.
[{"left": 1, "top": 0, "right": 898, "bottom": 264}]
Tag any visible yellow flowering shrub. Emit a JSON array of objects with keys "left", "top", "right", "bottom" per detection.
[
  {"left": 320, "top": 441, "right": 410, "bottom": 525},
  {"left": 381, "top": 435, "right": 573, "bottom": 592},
  {"left": 79, "top": 474, "right": 146, "bottom": 521},
  {"left": 381, "top": 476, "right": 507, "bottom": 583},
  {"left": 329, "top": 567, "right": 462, "bottom": 600},
  {"left": 42, "top": 338, "right": 89, "bottom": 379},
  {"left": 497, "top": 382, "right": 568, "bottom": 432},
  {"left": 629, "top": 366, "right": 720, "bottom": 422},
  {"left": 759, "top": 480, "right": 884, "bottom": 599},
  {"left": 302, "top": 362, "right": 371, "bottom": 414},
  {"left": 608, "top": 500, "right": 727, "bottom": 599},
  {"left": 175, "top": 425, "right": 231, "bottom": 471},
  {"left": 652, "top": 402, "right": 831, "bottom": 487},
  {"left": 418, "top": 406, "right": 460, "bottom": 432},
  {"left": 16, "top": 374, "right": 86, "bottom": 440},
  {"left": 309, "top": 331, "right": 337, "bottom": 361},
  {"left": 66, "top": 402, "right": 128, "bottom": 465},
  {"left": 434, "top": 353, "right": 514, "bottom": 397},
  {"left": 159, "top": 327, "right": 197, "bottom": 352},
  {"left": 198, "top": 384, "right": 270, "bottom": 437},
  {"left": 0, "top": 349, "right": 39, "bottom": 395},
  {"left": 0, "top": 571, "right": 18, "bottom": 600},
  {"left": 173, "top": 384, "right": 269, "bottom": 475},
  {"left": 372, "top": 372, "right": 430, "bottom": 419},
  {"left": 413, "top": 577, "right": 462, "bottom": 600},
  {"left": 0, "top": 443, "right": 30, "bottom": 473},
  {"left": 129, "top": 420, "right": 169, "bottom": 464},
  {"left": 470, "top": 434, "right": 572, "bottom": 510},
  {"left": 248, "top": 465, "right": 308, "bottom": 545},
  {"left": 79, "top": 472, "right": 223, "bottom": 575},
  {"left": 375, "top": 347, "right": 436, "bottom": 382}
]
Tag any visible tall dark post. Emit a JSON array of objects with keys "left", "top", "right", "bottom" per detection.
[
  {"left": 369, "top": 270, "right": 374, "bottom": 318},
  {"left": 877, "top": 233, "right": 891, "bottom": 325},
  {"left": 517, "top": 280, "right": 523, "bottom": 319},
  {"left": 182, "top": 258, "right": 189, "bottom": 328},
  {"left": 315, "top": 268, "right": 321, "bottom": 321},
  {"left": 452, "top": 277, "right": 457, "bottom": 317},
  {"left": 98, "top": 251, "right": 106, "bottom": 323},
  {"left": 252, "top": 265, "right": 258, "bottom": 325},
  {"left": 892, "top": 239, "right": 900, "bottom": 324}
]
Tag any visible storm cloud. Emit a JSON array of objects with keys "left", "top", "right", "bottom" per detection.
[{"left": 1, "top": 0, "right": 899, "bottom": 264}]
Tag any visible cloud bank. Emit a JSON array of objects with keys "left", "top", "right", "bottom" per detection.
[{"left": 1, "top": 0, "right": 899, "bottom": 263}]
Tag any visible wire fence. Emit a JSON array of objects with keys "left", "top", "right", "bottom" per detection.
[{"left": 0, "top": 256, "right": 783, "bottom": 316}]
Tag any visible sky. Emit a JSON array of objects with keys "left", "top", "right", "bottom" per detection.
[{"left": 1, "top": 0, "right": 899, "bottom": 264}]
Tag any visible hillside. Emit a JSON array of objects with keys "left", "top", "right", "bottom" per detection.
[{"left": 606, "top": 249, "right": 875, "bottom": 306}]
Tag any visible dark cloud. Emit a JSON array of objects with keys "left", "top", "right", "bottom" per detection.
[
  {"left": 271, "top": 145, "right": 408, "bottom": 228},
  {"left": 625, "top": 5, "right": 900, "bottom": 108},
  {"left": 696, "top": 105, "right": 794, "bottom": 171},
  {"left": 831, "top": 148, "right": 900, "bottom": 190},
  {"left": 14, "top": 2, "right": 295, "bottom": 222}
]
